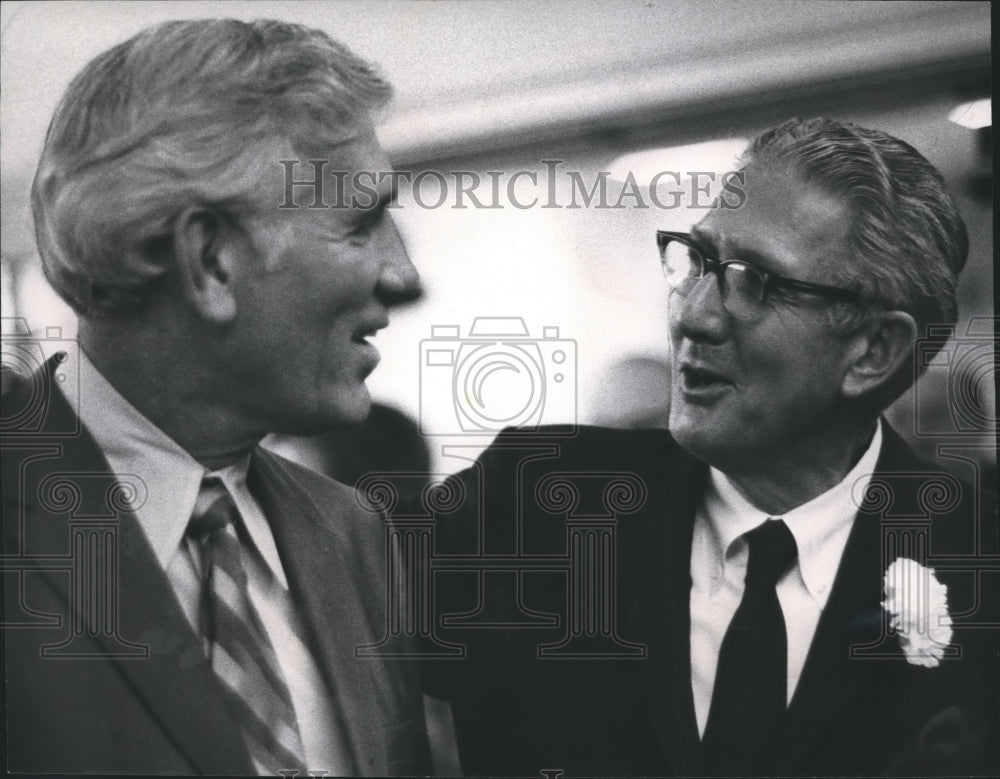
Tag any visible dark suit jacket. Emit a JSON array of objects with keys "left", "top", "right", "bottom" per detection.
[
  {"left": 424, "top": 425, "right": 998, "bottom": 777},
  {"left": 1, "top": 361, "right": 431, "bottom": 774}
]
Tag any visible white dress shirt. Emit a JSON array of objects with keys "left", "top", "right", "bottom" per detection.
[
  {"left": 689, "top": 423, "right": 883, "bottom": 736},
  {"left": 58, "top": 348, "right": 350, "bottom": 775}
]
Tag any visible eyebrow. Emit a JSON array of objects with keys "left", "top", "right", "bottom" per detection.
[
  {"left": 351, "top": 187, "right": 397, "bottom": 225},
  {"left": 688, "top": 225, "right": 714, "bottom": 252}
]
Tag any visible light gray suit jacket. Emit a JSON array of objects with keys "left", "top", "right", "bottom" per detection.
[{"left": 2, "top": 360, "right": 431, "bottom": 774}]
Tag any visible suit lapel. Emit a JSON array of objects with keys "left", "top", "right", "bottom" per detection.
[
  {"left": 620, "top": 432, "right": 706, "bottom": 775},
  {"left": 3, "top": 361, "right": 252, "bottom": 774},
  {"left": 249, "top": 449, "right": 395, "bottom": 775},
  {"left": 775, "top": 499, "right": 891, "bottom": 771},
  {"left": 775, "top": 424, "right": 914, "bottom": 771},
  {"left": 97, "top": 490, "right": 255, "bottom": 774}
]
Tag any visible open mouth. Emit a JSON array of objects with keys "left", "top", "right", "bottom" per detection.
[
  {"left": 352, "top": 326, "right": 380, "bottom": 346},
  {"left": 681, "top": 365, "right": 731, "bottom": 390}
]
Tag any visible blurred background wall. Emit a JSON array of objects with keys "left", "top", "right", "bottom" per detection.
[{"left": 2, "top": 0, "right": 993, "bottom": 480}]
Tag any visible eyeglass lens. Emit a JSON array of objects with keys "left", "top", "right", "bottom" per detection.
[{"left": 662, "top": 240, "right": 765, "bottom": 318}]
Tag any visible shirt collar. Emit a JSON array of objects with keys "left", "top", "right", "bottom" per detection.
[
  {"left": 211, "top": 458, "right": 289, "bottom": 589},
  {"left": 705, "top": 421, "right": 884, "bottom": 605},
  {"left": 61, "top": 348, "right": 203, "bottom": 572},
  {"left": 60, "top": 349, "right": 285, "bottom": 585}
]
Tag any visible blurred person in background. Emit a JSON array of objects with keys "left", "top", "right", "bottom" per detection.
[
  {"left": 2, "top": 19, "right": 429, "bottom": 775},
  {"left": 269, "top": 402, "right": 433, "bottom": 495},
  {"left": 589, "top": 354, "right": 672, "bottom": 429},
  {"left": 425, "top": 118, "right": 998, "bottom": 777}
]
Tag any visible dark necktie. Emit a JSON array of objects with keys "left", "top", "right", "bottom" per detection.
[
  {"left": 187, "top": 476, "right": 306, "bottom": 775},
  {"left": 701, "top": 517, "right": 798, "bottom": 775}
]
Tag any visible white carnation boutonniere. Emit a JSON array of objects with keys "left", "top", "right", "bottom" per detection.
[{"left": 881, "top": 558, "right": 953, "bottom": 668}]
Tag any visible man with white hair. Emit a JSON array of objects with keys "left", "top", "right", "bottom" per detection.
[{"left": 3, "top": 19, "right": 429, "bottom": 775}]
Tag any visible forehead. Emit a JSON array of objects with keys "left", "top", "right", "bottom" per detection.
[
  {"left": 253, "top": 130, "right": 394, "bottom": 208},
  {"left": 694, "top": 164, "right": 852, "bottom": 277}
]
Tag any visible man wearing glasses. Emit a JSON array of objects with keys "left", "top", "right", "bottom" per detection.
[{"left": 426, "top": 118, "right": 997, "bottom": 776}]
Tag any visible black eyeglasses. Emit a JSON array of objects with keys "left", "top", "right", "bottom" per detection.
[{"left": 656, "top": 230, "right": 865, "bottom": 319}]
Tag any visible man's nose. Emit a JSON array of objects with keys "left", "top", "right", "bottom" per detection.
[
  {"left": 672, "top": 271, "right": 729, "bottom": 343},
  {"left": 377, "top": 220, "right": 423, "bottom": 305}
]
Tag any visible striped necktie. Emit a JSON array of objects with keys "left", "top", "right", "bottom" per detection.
[{"left": 187, "top": 476, "right": 306, "bottom": 775}]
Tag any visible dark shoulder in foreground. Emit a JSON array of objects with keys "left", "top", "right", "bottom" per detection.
[{"left": 487, "top": 424, "right": 676, "bottom": 463}]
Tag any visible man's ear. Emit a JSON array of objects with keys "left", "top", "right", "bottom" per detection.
[
  {"left": 173, "top": 207, "right": 241, "bottom": 323},
  {"left": 840, "top": 311, "right": 918, "bottom": 400}
]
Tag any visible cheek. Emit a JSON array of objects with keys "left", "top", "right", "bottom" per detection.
[
  {"left": 748, "top": 349, "right": 842, "bottom": 421},
  {"left": 739, "top": 330, "right": 829, "bottom": 406}
]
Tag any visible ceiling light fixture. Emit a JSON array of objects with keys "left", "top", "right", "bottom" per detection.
[{"left": 948, "top": 98, "right": 991, "bottom": 130}]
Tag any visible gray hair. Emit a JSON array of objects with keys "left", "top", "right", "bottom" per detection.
[
  {"left": 32, "top": 19, "right": 392, "bottom": 317},
  {"left": 742, "top": 117, "right": 969, "bottom": 408}
]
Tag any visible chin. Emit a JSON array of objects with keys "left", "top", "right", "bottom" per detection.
[
  {"left": 669, "top": 401, "right": 705, "bottom": 440},
  {"left": 670, "top": 408, "right": 729, "bottom": 464},
  {"left": 275, "top": 388, "right": 373, "bottom": 435},
  {"left": 319, "top": 390, "right": 372, "bottom": 429}
]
